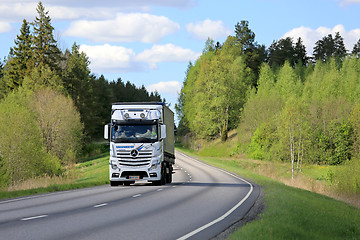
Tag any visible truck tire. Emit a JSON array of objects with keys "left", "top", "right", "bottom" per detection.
[
  {"left": 153, "top": 164, "right": 166, "bottom": 185},
  {"left": 110, "top": 181, "right": 119, "bottom": 186},
  {"left": 165, "top": 163, "right": 172, "bottom": 183},
  {"left": 161, "top": 164, "right": 166, "bottom": 185},
  {"left": 167, "top": 165, "right": 173, "bottom": 183}
]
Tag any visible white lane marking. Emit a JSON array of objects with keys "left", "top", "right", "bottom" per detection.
[
  {"left": 21, "top": 215, "right": 48, "bottom": 221},
  {"left": 176, "top": 152, "right": 254, "bottom": 240},
  {"left": 94, "top": 203, "right": 108, "bottom": 208},
  {"left": 157, "top": 189, "right": 163, "bottom": 192},
  {"left": 132, "top": 194, "right": 141, "bottom": 198}
]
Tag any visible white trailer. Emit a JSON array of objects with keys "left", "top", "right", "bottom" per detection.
[{"left": 104, "top": 102, "right": 175, "bottom": 186}]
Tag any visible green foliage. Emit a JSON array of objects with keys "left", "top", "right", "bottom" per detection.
[
  {"left": 236, "top": 56, "right": 360, "bottom": 190},
  {"left": 31, "top": 88, "right": 83, "bottom": 165},
  {"left": 2, "top": 20, "right": 33, "bottom": 91},
  {"left": 328, "top": 120, "right": 354, "bottom": 165},
  {"left": 313, "top": 32, "right": 347, "bottom": 63},
  {"left": 181, "top": 40, "right": 253, "bottom": 140},
  {"left": 334, "top": 159, "right": 360, "bottom": 195},
  {"left": 31, "top": 1, "right": 62, "bottom": 73},
  {"left": 0, "top": 89, "right": 60, "bottom": 188}
]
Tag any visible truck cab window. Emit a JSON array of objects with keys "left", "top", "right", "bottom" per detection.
[{"left": 111, "top": 124, "right": 158, "bottom": 143}]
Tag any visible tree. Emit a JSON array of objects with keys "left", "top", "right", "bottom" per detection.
[
  {"left": 62, "top": 43, "right": 92, "bottom": 137},
  {"left": 313, "top": 32, "right": 347, "bottom": 63},
  {"left": 32, "top": 88, "right": 83, "bottom": 165},
  {"left": 0, "top": 88, "right": 62, "bottom": 187},
  {"left": 313, "top": 34, "right": 335, "bottom": 62},
  {"left": 294, "top": 37, "right": 308, "bottom": 65},
  {"left": 268, "top": 37, "right": 295, "bottom": 67},
  {"left": 32, "top": 1, "right": 62, "bottom": 73},
  {"left": 175, "top": 62, "right": 192, "bottom": 135},
  {"left": 1, "top": 20, "right": 33, "bottom": 93},
  {"left": 203, "top": 38, "right": 216, "bottom": 53},
  {"left": 234, "top": 21, "right": 266, "bottom": 84},
  {"left": 234, "top": 20, "right": 255, "bottom": 52},
  {"left": 334, "top": 32, "right": 347, "bottom": 60},
  {"left": 352, "top": 39, "right": 360, "bottom": 57}
]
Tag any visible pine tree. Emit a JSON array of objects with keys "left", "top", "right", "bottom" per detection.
[
  {"left": 268, "top": 37, "right": 295, "bottom": 67},
  {"left": 294, "top": 37, "right": 308, "bottom": 65},
  {"left": 2, "top": 19, "right": 33, "bottom": 91},
  {"left": 334, "top": 32, "right": 347, "bottom": 59},
  {"left": 234, "top": 20, "right": 255, "bottom": 52},
  {"left": 352, "top": 39, "right": 360, "bottom": 57},
  {"left": 313, "top": 34, "right": 335, "bottom": 62},
  {"left": 32, "top": 1, "right": 62, "bottom": 73}
]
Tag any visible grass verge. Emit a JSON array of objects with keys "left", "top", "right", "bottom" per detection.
[
  {"left": 177, "top": 146, "right": 360, "bottom": 240},
  {"left": 0, "top": 153, "right": 109, "bottom": 200}
]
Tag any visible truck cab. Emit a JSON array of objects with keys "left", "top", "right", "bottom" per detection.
[{"left": 104, "top": 102, "right": 175, "bottom": 186}]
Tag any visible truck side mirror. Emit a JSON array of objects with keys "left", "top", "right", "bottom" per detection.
[
  {"left": 160, "top": 125, "right": 166, "bottom": 139},
  {"left": 104, "top": 124, "right": 110, "bottom": 139}
]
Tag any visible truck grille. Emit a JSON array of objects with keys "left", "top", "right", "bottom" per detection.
[{"left": 116, "top": 149, "right": 152, "bottom": 167}]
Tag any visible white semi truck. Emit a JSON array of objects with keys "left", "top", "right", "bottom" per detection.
[{"left": 104, "top": 102, "right": 175, "bottom": 186}]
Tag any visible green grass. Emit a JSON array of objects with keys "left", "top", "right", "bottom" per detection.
[
  {"left": 75, "top": 153, "right": 109, "bottom": 184},
  {"left": 179, "top": 149, "right": 360, "bottom": 240},
  {"left": 0, "top": 153, "right": 110, "bottom": 200}
]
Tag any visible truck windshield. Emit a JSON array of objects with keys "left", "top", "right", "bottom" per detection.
[{"left": 111, "top": 124, "right": 158, "bottom": 143}]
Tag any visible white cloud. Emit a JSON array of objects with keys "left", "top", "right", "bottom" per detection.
[
  {"left": 186, "top": 19, "right": 231, "bottom": 40},
  {"left": 136, "top": 44, "right": 201, "bottom": 69},
  {"left": 65, "top": 13, "right": 180, "bottom": 43},
  {"left": 283, "top": 24, "right": 360, "bottom": 55},
  {"left": 0, "top": 0, "right": 196, "bottom": 21},
  {"left": 0, "top": 3, "right": 37, "bottom": 21},
  {"left": 147, "top": 81, "right": 182, "bottom": 95},
  {"left": 79, "top": 44, "right": 142, "bottom": 73},
  {"left": 0, "top": 21, "right": 11, "bottom": 33},
  {"left": 339, "top": 0, "right": 360, "bottom": 6},
  {"left": 80, "top": 43, "right": 200, "bottom": 73}
]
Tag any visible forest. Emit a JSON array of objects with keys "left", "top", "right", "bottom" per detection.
[
  {"left": 0, "top": 2, "right": 162, "bottom": 188},
  {"left": 176, "top": 21, "right": 360, "bottom": 195}
]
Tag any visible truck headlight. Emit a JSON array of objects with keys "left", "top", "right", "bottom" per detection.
[
  {"left": 111, "top": 160, "right": 118, "bottom": 170},
  {"left": 149, "top": 160, "right": 160, "bottom": 171}
]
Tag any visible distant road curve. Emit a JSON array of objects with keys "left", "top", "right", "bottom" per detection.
[{"left": 0, "top": 150, "right": 260, "bottom": 240}]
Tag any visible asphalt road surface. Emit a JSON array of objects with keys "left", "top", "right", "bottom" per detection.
[{"left": 0, "top": 151, "right": 260, "bottom": 240}]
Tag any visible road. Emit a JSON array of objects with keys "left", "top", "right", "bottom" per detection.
[{"left": 0, "top": 151, "right": 260, "bottom": 240}]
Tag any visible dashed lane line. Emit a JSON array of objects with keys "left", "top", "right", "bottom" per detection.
[
  {"left": 21, "top": 215, "right": 48, "bottom": 221},
  {"left": 93, "top": 203, "right": 108, "bottom": 208}
]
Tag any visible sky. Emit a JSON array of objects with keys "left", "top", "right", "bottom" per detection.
[{"left": 1, "top": 0, "right": 360, "bottom": 118}]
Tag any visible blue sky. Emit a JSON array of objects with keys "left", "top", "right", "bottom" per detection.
[{"left": 1, "top": 0, "right": 360, "bottom": 116}]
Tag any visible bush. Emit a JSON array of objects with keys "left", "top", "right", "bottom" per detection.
[
  {"left": 0, "top": 88, "right": 59, "bottom": 187},
  {"left": 334, "top": 159, "right": 360, "bottom": 195},
  {"left": 329, "top": 120, "right": 354, "bottom": 165},
  {"left": 0, "top": 87, "right": 83, "bottom": 188}
]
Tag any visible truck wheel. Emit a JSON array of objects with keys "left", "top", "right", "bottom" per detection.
[
  {"left": 153, "top": 164, "right": 166, "bottom": 185},
  {"left": 167, "top": 165, "right": 173, "bottom": 183},
  {"left": 165, "top": 164, "right": 172, "bottom": 183},
  {"left": 161, "top": 164, "right": 167, "bottom": 185},
  {"left": 110, "top": 181, "right": 119, "bottom": 186}
]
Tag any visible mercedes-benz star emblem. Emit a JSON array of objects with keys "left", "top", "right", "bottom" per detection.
[{"left": 130, "top": 149, "right": 138, "bottom": 158}]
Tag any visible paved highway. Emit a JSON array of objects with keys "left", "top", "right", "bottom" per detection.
[{"left": 0, "top": 151, "right": 260, "bottom": 240}]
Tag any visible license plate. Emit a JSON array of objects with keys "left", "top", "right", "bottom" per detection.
[{"left": 129, "top": 176, "right": 140, "bottom": 180}]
